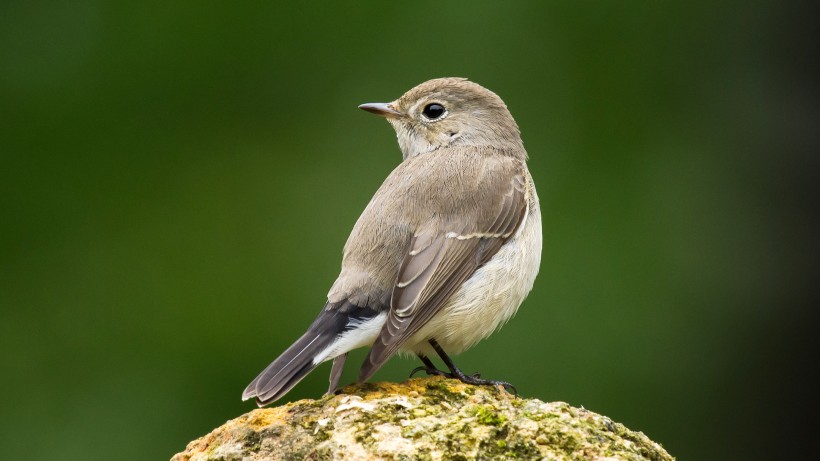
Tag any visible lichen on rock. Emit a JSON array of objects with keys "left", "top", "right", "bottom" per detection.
[{"left": 171, "top": 377, "right": 674, "bottom": 461}]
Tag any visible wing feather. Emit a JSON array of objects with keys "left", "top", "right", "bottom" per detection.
[{"left": 359, "top": 171, "right": 529, "bottom": 381}]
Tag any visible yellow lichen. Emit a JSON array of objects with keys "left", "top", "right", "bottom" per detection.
[{"left": 171, "top": 377, "right": 675, "bottom": 461}]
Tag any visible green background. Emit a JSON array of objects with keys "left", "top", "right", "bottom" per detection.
[{"left": 1, "top": 1, "right": 814, "bottom": 460}]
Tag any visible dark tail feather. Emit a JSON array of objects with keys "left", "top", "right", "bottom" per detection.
[
  {"left": 242, "top": 328, "right": 333, "bottom": 406},
  {"left": 242, "top": 301, "right": 379, "bottom": 406}
]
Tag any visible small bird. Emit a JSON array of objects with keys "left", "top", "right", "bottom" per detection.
[{"left": 242, "top": 78, "right": 542, "bottom": 406}]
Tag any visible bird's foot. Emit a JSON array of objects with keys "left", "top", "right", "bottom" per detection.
[
  {"left": 409, "top": 365, "right": 453, "bottom": 379},
  {"left": 423, "top": 339, "right": 518, "bottom": 395},
  {"left": 452, "top": 372, "right": 518, "bottom": 395}
]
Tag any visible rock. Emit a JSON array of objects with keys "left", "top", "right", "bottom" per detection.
[{"left": 171, "top": 377, "right": 674, "bottom": 460}]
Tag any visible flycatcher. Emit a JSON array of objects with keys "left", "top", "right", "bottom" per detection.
[{"left": 243, "top": 77, "right": 542, "bottom": 406}]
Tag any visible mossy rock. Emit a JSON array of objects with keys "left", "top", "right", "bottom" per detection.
[{"left": 171, "top": 377, "right": 673, "bottom": 461}]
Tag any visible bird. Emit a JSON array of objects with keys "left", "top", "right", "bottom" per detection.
[{"left": 242, "top": 77, "right": 542, "bottom": 406}]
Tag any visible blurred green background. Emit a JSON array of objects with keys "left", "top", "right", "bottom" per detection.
[{"left": 1, "top": 1, "right": 815, "bottom": 460}]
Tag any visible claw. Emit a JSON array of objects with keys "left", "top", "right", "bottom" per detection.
[
  {"left": 409, "top": 366, "right": 427, "bottom": 378},
  {"left": 411, "top": 355, "right": 457, "bottom": 379},
  {"left": 498, "top": 382, "right": 518, "bottom": 396},
  {"left": 409, "top": 365, "right": 452, "bottom": 378}
]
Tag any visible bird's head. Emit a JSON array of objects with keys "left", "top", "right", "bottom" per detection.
[{"left": 360, "top": 78, "right": 524, "bottom": 160}]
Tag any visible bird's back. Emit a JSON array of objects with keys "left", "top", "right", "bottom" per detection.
[{"left": 327, "top": 146, "right": 529, "bottom": 309}]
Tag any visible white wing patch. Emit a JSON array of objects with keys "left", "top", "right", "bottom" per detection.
[{"left": 312, "top": 312, "right": 388, "bottom": 365}]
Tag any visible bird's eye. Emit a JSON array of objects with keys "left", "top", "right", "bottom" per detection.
[{"left": 422, "top": 103, "right": 446, "bottom": 120}]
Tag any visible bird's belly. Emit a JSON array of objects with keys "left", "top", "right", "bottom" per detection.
[{"left": 402, "top": 203, "right": 542, "bottom": 357}]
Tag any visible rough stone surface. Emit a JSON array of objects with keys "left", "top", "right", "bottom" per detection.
[{"left": 171, "top": 377, "right": 674, "bottom": 461}]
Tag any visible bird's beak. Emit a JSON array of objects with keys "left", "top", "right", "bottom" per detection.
[{"left": 358, "top": 102, "right": 403, "bottom": 118}]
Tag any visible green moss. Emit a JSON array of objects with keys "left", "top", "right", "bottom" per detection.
[
  {"left": 297, "top": 415, "right": 317, "bottom": 430},
  {"left": 313, "top": 423, "right": 332, "bottom": 442},
  {"left": 423, "top": 379, "right": 467, "bottom": 402},
  {"left": 506, "top": 440, "right": 541, "bottom": 459},
  {"left": 472, "top": 405, "right": 507, "bottom": 426},
  {"left": 522, "top": 410, "right": 544, "bottom": 421},
  {"left": 425, "top": 405, "right": 441, "bottom": 416},
  {"left": 303, "top": 445, "right": 334, "bottom": 460},
  {"left": 354, "top": 430, "right": 367, "bottom": 443},
  {"left": 401, "top": 426, "right": 421, "bottom": 439},
  {"left": 541, "top": 429, "right": 582, "bottom": 455},
  {"left": 175, "top": 378, "right": 675, "bottom": 461}
]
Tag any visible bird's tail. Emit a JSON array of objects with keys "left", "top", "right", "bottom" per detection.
[
  {"left": 242, "top": 302, "right": 379, "bottom": 406},
  {"left": 242, "top": 331, "right": 330, "bottom": 406}
]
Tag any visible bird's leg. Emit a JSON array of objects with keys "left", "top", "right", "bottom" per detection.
[
  {"left": 428, "top": 339, "right": 517, "bottom": 395},
  {"left": 326, "top": 353, "right": 347, "bottom": 395},
  {"left": 409, "top": 354, "right": 453, "bottom": 378}
]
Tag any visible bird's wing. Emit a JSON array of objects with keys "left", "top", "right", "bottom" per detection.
[{"left": 359, "top": 171, "right": 529, "bottom": 381}]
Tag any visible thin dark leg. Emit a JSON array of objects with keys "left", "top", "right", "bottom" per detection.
[
  {"left": 428, "top": 338, "right": 517, "bottom": 395},
  {"left": 409, "top": 354, "right": 453, "bottom": 378}
]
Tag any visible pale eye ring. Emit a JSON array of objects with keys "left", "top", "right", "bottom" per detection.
[{"left": 421, "top": 103, "right": 446, "bottom": 121}]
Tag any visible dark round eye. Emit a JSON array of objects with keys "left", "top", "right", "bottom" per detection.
[{"left": 422, "top": 103, "right": 446, "bottom": 120}]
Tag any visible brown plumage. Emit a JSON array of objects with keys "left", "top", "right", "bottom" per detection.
[{"left": 243, "top": 78, "right": 541, "bottom": 406}]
